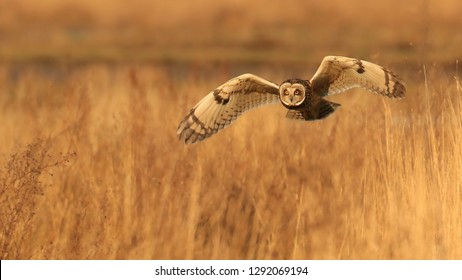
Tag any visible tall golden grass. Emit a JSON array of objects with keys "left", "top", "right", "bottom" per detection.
[
  {"left": 0, "top": 62, "right": 461, "bottom": 259},
  {"left": 0, "top": 0, "right": 461, "bottom": 259}
]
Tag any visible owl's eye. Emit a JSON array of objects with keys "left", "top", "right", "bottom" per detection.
[
  {"left": 294, "top": 89, "right": 301, "bottom": 95},
  {"left": 284, "top": 89, "right": 289, "bottom": 95}
]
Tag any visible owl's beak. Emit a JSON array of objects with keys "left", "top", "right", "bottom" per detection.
[{"left": 289, "top": 96, "right": 294, "bottom": 102}]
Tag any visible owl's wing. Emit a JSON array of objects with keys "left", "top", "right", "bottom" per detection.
[
  {"left": 177, "top": 73, "right": 280, "bottom": 144},
  {"left": 310, "top": 56, "right": 406, "bottom": 98}
]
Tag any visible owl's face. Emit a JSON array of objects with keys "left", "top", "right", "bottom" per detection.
[{"left": 279, "top": 79, "right": 308, "bottom": 107}]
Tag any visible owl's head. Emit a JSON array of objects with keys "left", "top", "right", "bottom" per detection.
[{"left": 279, "top": 79, "right": 309, "bottom": 108}]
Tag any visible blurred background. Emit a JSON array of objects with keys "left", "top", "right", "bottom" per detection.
[
  {"left": 1, "top": 0, "right": 461, "bottom": 66},
  {"left": 0, "top": 0, "right": 461, "bottom": 260}
]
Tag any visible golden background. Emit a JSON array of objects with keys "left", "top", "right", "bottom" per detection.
[{"left": 0, "top": 0, "right": 461, "bottom": 259}]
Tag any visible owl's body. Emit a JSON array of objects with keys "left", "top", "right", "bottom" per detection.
[
  {"left": 278, "top": 78, "right": 341, "bottom": 121},
  {"left": 177, "top": 56, "right": 406, "bottom": 144}
]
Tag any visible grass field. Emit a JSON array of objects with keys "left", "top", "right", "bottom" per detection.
[{"left": 1, "top": 0, "right": 461, "bottom": 259}]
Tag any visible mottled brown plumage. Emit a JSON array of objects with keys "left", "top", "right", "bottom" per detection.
[{"left": 177, "top": 56, "right": 406, "bottom": 144}]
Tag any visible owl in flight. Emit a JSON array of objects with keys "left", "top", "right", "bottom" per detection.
[{"left": 177, "top": 56, "right": 405, "bottom": 144}]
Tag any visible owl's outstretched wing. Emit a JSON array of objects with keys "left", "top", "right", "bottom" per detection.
[
  {"left": 310, "top": 56, "right": 406, "bottom": 98},
  {"left": 177, "top": 73, "right": 280, "bottom": 144}
]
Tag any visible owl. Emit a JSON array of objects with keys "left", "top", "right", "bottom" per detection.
[{"left": 177, "top": 56, "right": 406, "bottom": 144}]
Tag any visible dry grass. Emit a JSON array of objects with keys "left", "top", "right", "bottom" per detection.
[
  {"left": 0, "top": 0, "right": 461, "bottom": 259},
  {"left": 0, "top": 140, "right": 75, "bottom": 259}
]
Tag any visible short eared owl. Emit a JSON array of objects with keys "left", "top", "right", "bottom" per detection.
[{"left": 178, "top": 56, "right": 405, "bottom": 144}]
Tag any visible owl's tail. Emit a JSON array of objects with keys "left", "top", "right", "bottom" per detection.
[{"left": 286, "top": 99, "right": 340, "bottom": 121}]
